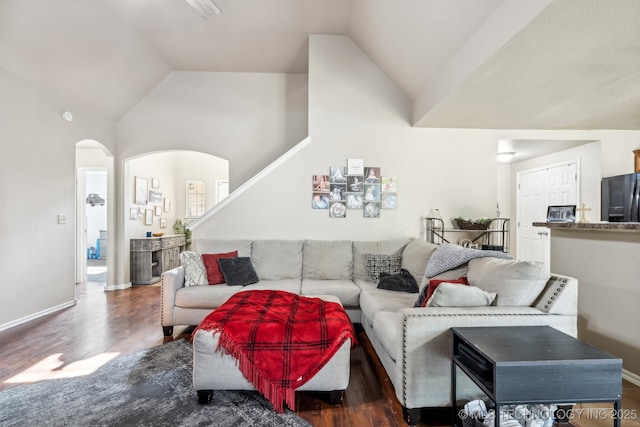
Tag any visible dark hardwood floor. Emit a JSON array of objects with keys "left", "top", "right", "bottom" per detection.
[{"left": 1, "top": 282, "right": 639, "bottom": 427}]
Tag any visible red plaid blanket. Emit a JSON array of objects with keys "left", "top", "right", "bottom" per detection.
[{"left": 194, "top": 290, "right": 357, "bottom": 413}]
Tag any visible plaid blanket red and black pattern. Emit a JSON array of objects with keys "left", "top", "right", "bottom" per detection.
[{"left": 194, "top": 290, "right": 357, "bottom": 413}]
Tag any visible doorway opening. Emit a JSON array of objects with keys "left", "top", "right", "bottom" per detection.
[{"left": 76, "top": 141, "right": 113, "bottom": 286}]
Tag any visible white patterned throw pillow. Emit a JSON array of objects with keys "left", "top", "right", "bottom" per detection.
[
  {"left": 179, "top": 251, "right": 208, "bottom": 287},
  {"left": 364, "top": 253, "right": 402, "bottom": 283}
]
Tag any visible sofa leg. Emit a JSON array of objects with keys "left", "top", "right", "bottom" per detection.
[
  {"left": 162, "top": 326, "right": 173, "bottom": 337},
  {"left": 197, "top": 390, "right": 213, "bottom": 404},
  {"left": 327, "top": 390, "right": 344, "bottom": 405},
  {"left": 402, "top": 406, "right": 421, "bottom": 426}
]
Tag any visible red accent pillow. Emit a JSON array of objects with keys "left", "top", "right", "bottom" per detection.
[
  {"left": 202, "top": 251, "right": 238, "bottom": 285},
  {"left": 421, "top": 277, "right": 469, "bottom": 307}
]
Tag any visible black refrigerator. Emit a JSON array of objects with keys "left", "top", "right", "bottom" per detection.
[{"left": 601, "top": 172, "right": 640, "bottom": 222}]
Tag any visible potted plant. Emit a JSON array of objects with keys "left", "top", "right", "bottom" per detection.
[{"left": 173, "top": 219, "right": 192, "bottom": 249}]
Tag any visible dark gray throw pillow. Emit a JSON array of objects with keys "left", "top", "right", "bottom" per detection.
[
  {"left": 217, "top": 257, "right": 260, "bottom": 286},
  {"left": 377, "top": 269, "right": 419, "bottom": 293}
]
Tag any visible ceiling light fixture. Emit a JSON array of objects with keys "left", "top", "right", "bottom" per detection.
[
  {"left": 497, "top": 152, "right": 515, "bottom": 163},
  {"left": 62, "top": 111, "right": 73, "bottom": 122},
  {"left": 184, "top": 0, "right": 222, "bottom": 20}
]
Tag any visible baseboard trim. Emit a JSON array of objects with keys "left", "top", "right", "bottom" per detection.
[
  {"left": 623, "top": 369, "right": 640, "bottom": 387},
  {"left": 0, "top": 300, "right": 76, "bottom": 333},
  {"left": 104, "top": 282, "right": 132, "bottom": 291}
]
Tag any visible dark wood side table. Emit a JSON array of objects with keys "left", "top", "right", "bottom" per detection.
[{"left": 451, "top": 326, "right": 622, "bottom": 427}]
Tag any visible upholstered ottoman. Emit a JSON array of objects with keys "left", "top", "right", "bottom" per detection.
[{"left": 193, "top": 295, "right": 351, "bottom": 406}]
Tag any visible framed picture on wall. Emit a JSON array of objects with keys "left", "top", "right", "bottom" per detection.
[
  {"left": 546, "top": 205, "right": 576, "bottom": 222},
  {"left": 151, "top": 178, "right": 159, "bottom": 189},
  {"left": 160, "top": 218, "right": 167, "bottom": 228},
  {"left": 129, "top": 207, "right": 138, "bottom": 220},
  {"left": 163, "top": 198, "right": 171, "bottom": 213},
  {"left": 347, "top": 158, "right": 364, "bottom": 175},
  {"left": 145, "top": 209, "right": 153, "bottom": 225},
  {"left": 135, "top": 177, "right": 148, "bottom": 205},
  {"left": 154, "top": 205, "right": 162, "bottom": 216},
  {"left": 148, "top": 189, "right": 162, "bottom": 204}
]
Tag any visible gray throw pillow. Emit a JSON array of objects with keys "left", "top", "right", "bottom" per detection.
[
  {"left": 218, "top": 257, "right": 260, "bottom": 286},
  {"left": 365, "top": 253, "right": 402, "bottom": 283}
]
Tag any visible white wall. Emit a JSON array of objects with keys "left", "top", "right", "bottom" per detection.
[
  {"left": 0, "top": 67, "right": 114, "bottom": 329},
  {"left": 192, "top": 35, "right": 506, "bottom": 242},
  {"left": 116, "top": 71, "right": 308, "bottom": 191}
]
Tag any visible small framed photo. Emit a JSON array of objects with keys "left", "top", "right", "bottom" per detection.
[
  {"left": 163, "top": 198, "right": 171, "bottom": 213},
  {"left": 160, "top": 218, "right": 167, "bottom": 228},
  {"left": 151, "top": 178, "right": 159, "bottom": 189},
  {"left": 546, "top": 205, "right": 576, "bottom": 222},
  {"left": 129, "top": 207, "right": 139, "bottom": 220},
  {"left": 148, "top": 189, "right": 162, "bottom": 204},
  {"left": 134, "top": 176, "right": 148, "bottom": 205},
  {"left": 154, "top": 205, "right": 162, "bottom": 216},
  {"left": 145, "top": 209, "right": 153, "bottom": 225},
  {"left": 347, "top": 158, "right": 364, "bottom": 175}
]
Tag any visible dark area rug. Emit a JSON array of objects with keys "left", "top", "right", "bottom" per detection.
[{"left": 0, "top": 339, "right": 311, "bottom": 427}]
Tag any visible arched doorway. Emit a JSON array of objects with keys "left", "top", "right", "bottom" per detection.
[{"left": 120, "top": 150, "right": 228, "bottom": 288}]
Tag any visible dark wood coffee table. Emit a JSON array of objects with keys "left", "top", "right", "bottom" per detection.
[{"left": 451, "top": 326, "right": 622, "bottom": 427}]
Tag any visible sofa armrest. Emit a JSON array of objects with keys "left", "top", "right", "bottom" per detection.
[
  {"left": 395, "top": 306, "right": 577, "bottom": 409},
  {"left": 161, "top": 266, "right": 185, "bottom": 327}
]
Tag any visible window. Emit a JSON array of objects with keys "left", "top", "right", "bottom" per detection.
[
  {"left": 186, "top": 180, "right": 205, "bottom": 218},
  {"left": 216, "top": 180, "right": 229, "bottom": 203}
]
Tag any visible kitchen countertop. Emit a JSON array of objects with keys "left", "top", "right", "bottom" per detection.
[{"left": 532, "top": 222, "right": 640, "bottom": 231}]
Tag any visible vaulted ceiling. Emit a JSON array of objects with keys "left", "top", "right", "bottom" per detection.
[{"left": 1, "top": 0, "right": 638, "bottom": 130}]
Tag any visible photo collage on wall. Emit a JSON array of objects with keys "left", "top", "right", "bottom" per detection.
[{"left": 312, "top": 159, "right": 397, "bottom": 218}]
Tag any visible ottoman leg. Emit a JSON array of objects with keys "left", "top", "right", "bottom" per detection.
[
  {"left": 162, "top": 326, "right": 173, "bottom": 337},
  {"left": 327, "top": 390, "right": 344, "bottom": 405},
  {"left": 402, "top": 406, "right": 421, "bottom": 426},
  {"left": 197, "top": 390, "right": 213, "bottom": 404}
]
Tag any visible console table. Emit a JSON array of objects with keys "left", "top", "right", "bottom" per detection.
[
  {"left": 451, "top": 326, "right": 622, "bottom": 427},
  {"left": 130, "top": 234, "right": 186, "bottom": 285}
]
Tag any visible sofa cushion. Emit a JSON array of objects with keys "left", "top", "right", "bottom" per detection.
[
  {"left": 179, "top": 251, "right": 208, "bottom": 287},
  {"left": 372, "top": 311, "right": 400, "bottom": 362},
  {"left": 175, "top": 284, "right": 242, "bottom": 308},
  {"left": 426, "top": 282, "right": 496, "bottom": 307},
  {"left": 236, "top": 279, "right": 301, "bottom": 294},
  {"left": 197, "top": 239, "right": 252, "bottom": 257},
  {"left": 218, "top": 257, "right": 260, "bottom": 286},
  {"left": 201, "top": 251, "right": 238, "bottom": 284},
  {"left": 365, "top": 253, "right": 402, "bottom": 283},
  {"left": 467, "top": 258, "right": 549, "bottom": 306},
  {"left": 251, "top": 240, "right": 303, "bottom": 280},
  {"left": 400, "top": 239, "right": 438, "bottom": 284},
  {"left": 302, "top": 240, "right": 353, "bottom": 280},
  {"left": 300, "top": 279, "right": 361, "bottom": 307},
  {"left": 424, "top": 243, "right": 511, "bottom": 278},
  {"left": 353, "top": 240, "right": 410, "bottom": 281},
  {"left": 358, "top": 283, "right": 416, "bottom": 326}
]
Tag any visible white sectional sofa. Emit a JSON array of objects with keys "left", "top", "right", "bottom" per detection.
[{"left": 160, "top": 238, "right": 578, "bottom": 425}]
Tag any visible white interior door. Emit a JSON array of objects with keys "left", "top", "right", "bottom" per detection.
[{"left": 517, "top": 161, "right": 578, "bottom": 271}]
